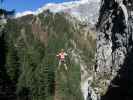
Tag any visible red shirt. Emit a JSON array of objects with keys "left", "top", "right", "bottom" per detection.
[{"left": 57, "top": 52, "right": 67, "bottom": 61}]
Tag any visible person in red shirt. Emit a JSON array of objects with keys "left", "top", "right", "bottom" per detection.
[{"left": 56, "top": 49, "right": 68, "bottom": 70}]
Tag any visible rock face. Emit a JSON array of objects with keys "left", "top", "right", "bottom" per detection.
[{"left": 96, "top": 0, "right": 133, "bottom": 99}]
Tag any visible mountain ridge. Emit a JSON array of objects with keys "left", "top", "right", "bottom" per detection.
[{"left": 15, "top": 0, "right": 100, "bottom": 25}]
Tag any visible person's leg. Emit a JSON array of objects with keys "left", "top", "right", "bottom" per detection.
[
  {"left": 58, "top": 61, "right": 61, "bottom": 70},
  {"left": 64, "top": 63, "right": 68, "bottom": 71}
]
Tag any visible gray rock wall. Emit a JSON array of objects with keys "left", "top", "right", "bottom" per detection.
[
  {"left": 96, "top": 0, "right": 133, "bottom": 75},
  {"left": 96, "top": 0, "right": 133, "bottom": 99}
]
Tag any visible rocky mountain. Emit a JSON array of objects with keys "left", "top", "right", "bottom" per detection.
[
  {"left": 2, "top": 0, "right": 133, "bottom": 100},
  {"left": 15, "top": 0, "right": 100, "bottom": 25},
  {"left": 95, "top": 0, "right": 133, "bottom": 100}
]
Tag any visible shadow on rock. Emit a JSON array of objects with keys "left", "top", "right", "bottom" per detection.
[{"left": 101, "top": 47, "right": 133, "bottom": 100}]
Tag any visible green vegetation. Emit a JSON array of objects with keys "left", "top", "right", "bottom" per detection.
[
  {"left": 55, "top": 58, "right": 83, "bottom": 100},
  {"left": 2, "top": 10, "right": 95, "bottom": 100}
]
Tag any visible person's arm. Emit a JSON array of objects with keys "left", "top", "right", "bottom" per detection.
[
  {"left": 56, "top": 53, "right": 60, "bottom": 57},
  {"left": 64, "top": 52, "right": 68, "bottom": 56},
  {"left": 56, "top": 54, "right": 59, "bottom": 57}
]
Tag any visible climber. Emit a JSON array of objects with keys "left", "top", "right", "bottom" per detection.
[{"left": 56, "top": 49, "right": 68, "bottom": 71}]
